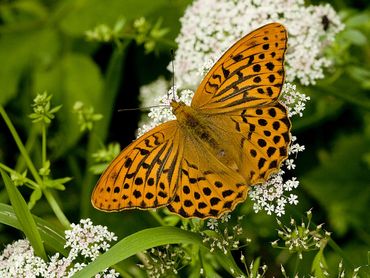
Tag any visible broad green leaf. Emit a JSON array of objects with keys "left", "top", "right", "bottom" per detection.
[
  {"left": 0, "top": 28, "right": 59, "bottom": 105},
  {"left": 1, "top": 170, "right": 47, "bottom": 260},
  {"left": 345, "top": 13, "right": 370, "bottom": 28},
  {"left": 302, "top": 134, "right": 370, "bottom": 235}
]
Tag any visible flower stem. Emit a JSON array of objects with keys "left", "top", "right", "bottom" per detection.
[
  {"left": 42, "top": 124, "right": 47, "bottom": 168},
  {"left": 43, "top": 189, "right": 70, "bottom": 228},
  {"left": 0, "top": 105, "right": 70, "bottom": 228},
  {"left": 149, "top": 210, "right": 166, "bottom": 226},
  {"left": 0, "top": 105, "right": 41, "bottom": 184}
]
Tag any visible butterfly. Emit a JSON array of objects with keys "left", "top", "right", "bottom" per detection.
[{"left": 91, "top": 23, "right": 291, "bottom": 219}]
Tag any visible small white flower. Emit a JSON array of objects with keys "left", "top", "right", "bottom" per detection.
[
  {"left": 207, "top": 218, "right": 218, "bottom": 230},
  {"left": 288, "top": 194, "right": 299, "bottom": 205},
  {"left": 285, "top": 159, "right": 296, "bottom": 170},
  {"left": 266, "top": 204, "right": 275, "bottom": 215}
]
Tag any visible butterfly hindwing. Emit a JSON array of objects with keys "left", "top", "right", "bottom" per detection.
[
  {"left": 191, "top": 23, "right": 287, "bottom": 114},
  {"left": 205, "top": 102, "right": 291, "bottom": 185},
  {"left": 91, "top": 121, "right": 183, "bottom": 211},
  {"left": 167, "top": 136, "right": 248, "bottom": 218}
]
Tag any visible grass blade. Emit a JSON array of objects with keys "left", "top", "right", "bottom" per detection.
[
  {"left": 1, "top": 169, "right": 47, "bottom": 260},
  {"left": 0, "top": 203, "right": 67, "bottom": 256}
]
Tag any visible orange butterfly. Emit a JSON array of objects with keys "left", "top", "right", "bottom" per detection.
[{"left": 91, "top": 23, "right": 291, "bottom": 219}]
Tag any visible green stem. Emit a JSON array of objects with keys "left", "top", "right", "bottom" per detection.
[
  {"left": 42, "top": 124, "right": 47, "bottom": 168},
  {"left": 0, "top": 105, "right": 42, "bottom": 185},
  {"left": 0, "top": 105, "right": 70, "bottom": 228},
  {"left": 43, "top": 190, "right": 70, "bottom": 228},
  {"left": 149, "top": 210, "right": 166, "bottom": 226},
  {"left": 293, "top": 254, "right": 300, "bottom": 275},
  {"left": 15, "top": 126, "right": 38, "bottom": 173}
]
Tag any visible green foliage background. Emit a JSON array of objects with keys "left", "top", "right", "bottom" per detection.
[{"left": 0, "top": 0, "right": 369, "bottom": 276}]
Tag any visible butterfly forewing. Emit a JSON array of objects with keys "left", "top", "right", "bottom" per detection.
[
  {"left": 91, "top": 121, "right": 183, "bottom": 211},
  {"left": 191, "top": 23, "right": 287, "bottom": 114}
]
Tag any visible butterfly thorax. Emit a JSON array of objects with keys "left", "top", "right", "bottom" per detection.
[
  {"left": 170, "top": 100, "right": 240, "bottom": 167},
  {"left": 171, "top": 100, "right": 218, "bottom": 148}
]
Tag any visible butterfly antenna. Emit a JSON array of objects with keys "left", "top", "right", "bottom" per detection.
[
  {"left": 170, "top": 49, "right": 177, "bottom": 102},
  {"left": 117, "top": 104, "right": 168, "bottom": 112}
]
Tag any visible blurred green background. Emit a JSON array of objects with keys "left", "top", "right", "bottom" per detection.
[{"left": 0, "top": 0, "right": 369, "bottom": 276}]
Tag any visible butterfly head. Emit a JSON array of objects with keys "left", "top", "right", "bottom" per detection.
[{"left": 170, "top": 100, "right": 186, "bottom": 114}]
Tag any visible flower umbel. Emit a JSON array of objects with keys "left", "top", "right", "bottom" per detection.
[
  {"left": 64, "top": 218, "right": 117, "bottom": 261},
  {"left": 172, "top": 0, "right": 343, "bottom": 87},
  {"left": 272, "top": 210, "right": 330, "bottom": 260},
  {"left": 202, "top": 215, "right": 249, "bottom": 255},
  {"left": 73, "top": 101, "right": 103, "bottom": 132},
  {"left": 0, "top": 239, "right": 47, "bottom": 278},
  {"left": 90, "top": 143, "right": 121, "bottom": 174},
  {"left": 138, "top": 245, "right": 190, "bottom": 278},
  {"left": 0, "top": 219, "right": 118, "bottom": 278},
  {"left": 29, "top": 92, "right": 62, "bottom": 124}
]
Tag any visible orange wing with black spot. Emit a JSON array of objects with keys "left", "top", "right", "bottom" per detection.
[
  {"left": 91, "top": 121, "right": 183, "bottom": 211},
  {"left": 192, "top": 23, "right": 287, "bottom": 113}
]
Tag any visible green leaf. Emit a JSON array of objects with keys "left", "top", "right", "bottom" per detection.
[
  {"left": 0, "top": 169, "right": 47, "bottom": 260},
  {"left": 73, "top": 227, "right": 202, "bottom": 277},
  {"left": 250, "top": 257, "right": 262, "bottom": 276},
  {"left": 44, "top": 177, "right": 72, "bottom": 190},
  {"left": 0, "top": 28, "right": 59, "bottom": 105},
  {"left": 345, "top": 13, "right": 370, "bottom": 28},
  {"left": 73, "top": 226, "right": 245, "bottom": 278},
  {"left": 28, "top": 188, "right": 42, "bottom": 209},
  {"left": 346, "top": 66, "right": 370, "bottom": 83},
  {"left": 0, "top": 203, "right": 67, "bottom": 256},
  {"left": 311, "top": 248, "right": 327, "bottom": 278},
  {"left": 302, "top": 134, "right": 370, "bottom": 235},
  {"left": 342, "top": 28, "right": 368, "bottom": 45}
]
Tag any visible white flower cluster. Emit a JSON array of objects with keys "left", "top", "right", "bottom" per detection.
[
  {"left": 281, "top": 83, "right": 310, "bottom": 118},
  {"left": 64, "top": 218, "right": 117, "bottom": 261},
  {"left": 173, "top": 0, "right": 343, "bottom": 87},
  {"left": 137, "top": 0, "right": 343, "bottom": 217},
  {"left": 0, "top": 219, "right": 118, "bottom": 278},
  {"left": 0, "top": 239, "right": 46, "bottom": 277}
]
